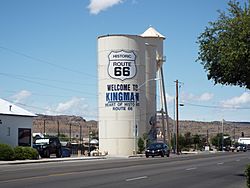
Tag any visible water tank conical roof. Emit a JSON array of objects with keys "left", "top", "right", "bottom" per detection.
[{"left": 141, "top": 27, "right": 165, "bottom": 39}]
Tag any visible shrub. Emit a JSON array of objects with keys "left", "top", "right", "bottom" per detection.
[
  {"left": 245, "top": 164, "right": 250, "bottom": 188},
  {"left": 24, "top": 147, "right": 39, "bottom": 160},
  {"left": 14, "top": 146, "right": 39, "bottom": 160},
  {"left": 0, "top": 143, "right": 14, "bottom": 161},
  {"left": 14, "top": 146, "right": 26, "bottom": 160},
  {"left": 137, "top": 137, "right": 145, "bottom": 154}
]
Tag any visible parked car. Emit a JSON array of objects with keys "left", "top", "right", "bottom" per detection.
[
  {"left": 61, "top": 147, "right": 71, "bottom": 157},
  {"left": 60, "top": 141, "right": 71, "bottom": 157},
  {"left": 34, "top": 137, "right": 62, "bottom": 158},
  {"left": 229, "top": 145, "right": 236, "bottom": 152},
  {"left": 145, "top": 143, "right": 170, "bottom": 158},
  {"left": 236, "top": 144, "right": 247, "bottom": 152}
]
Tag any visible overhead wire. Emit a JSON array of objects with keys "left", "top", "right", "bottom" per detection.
[
  {"left": 0, "top": 72, "right": 95, "bottom": 86},
  {"left": 0, "top": 45, "right": 98, "bottom": 108},
  {"left": 0, "top": 45, "right": 97, "bottom": 78},
  {"left": 0, "top": 72, "right": 96, "bottom": 96},
  {"left": 0, "top": 89, "right": 92, "bottom": 99},
  {"left": 184, "top": 101, "right": 250, "bottom": 110}
]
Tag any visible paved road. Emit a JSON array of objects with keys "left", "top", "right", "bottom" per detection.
[{"left": 0, "top": 152, "right": 249, "bottom": 188}]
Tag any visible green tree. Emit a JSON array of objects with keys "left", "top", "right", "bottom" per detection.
[
  {"left": 90, "top": 130, "right": 98, "bottom": 140},
  {"left": 178, "top": 134, "right": 186, "bottom": 151},
  {"left": 171, "top": 134, "right": 176, "bottom": 151},
  {"left": 197, "top": 0, "right": 250, "bottom": 89},
  {"left": 211, "top": 133, "right": 231, "bottom": 150},
  {"left": 184, "top": 132, "right": 192, "bottom": 150},
  {"left": 193, "top": 134, "right": 201, "bottom": 150},
  {"left": 58, "top": 134, "right": 70, "bottom": 142},
  {"left": 137, "top": 137, "right": 145, "bottom": 154},
  {"left": 211, "top": 133, "right": 222, "bottom": 148}
]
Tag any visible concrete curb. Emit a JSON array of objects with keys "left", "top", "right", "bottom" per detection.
[{"left": 0, "top": 156, "right": 107, "bottom": 165}]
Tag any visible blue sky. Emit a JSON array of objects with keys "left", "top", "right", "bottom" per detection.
[{"left": 0, "top": 0, "right": 249, "bottom": 122}]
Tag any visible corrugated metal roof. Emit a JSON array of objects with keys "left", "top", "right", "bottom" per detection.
[
  {"left": 0, "top": 98, "right": 36, "bottom": 117},
  {"left": 141, "top": 26, "right": 165, "bottom": 39}
]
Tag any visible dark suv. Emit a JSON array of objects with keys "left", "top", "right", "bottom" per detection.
[
  {"left": 145, "top": 142, "right": 170, "bottom": 158},
  {"left": 34, "top": 137, "right": 62, "bottom": 158}
]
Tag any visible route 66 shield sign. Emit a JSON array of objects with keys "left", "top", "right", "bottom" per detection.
[{"left": 108, "top": 51, "right": 137, "bottom": 81}]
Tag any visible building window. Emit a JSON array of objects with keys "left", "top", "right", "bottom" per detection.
[{"left": 18, "top": 128, "right": 31, "bottom": 146}]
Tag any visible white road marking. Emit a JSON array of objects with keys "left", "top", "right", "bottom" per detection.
[
  {"left": 186, "top": 167, "right": 197, "bottom": 171},
  {"left": 236, "top": 159, "right": 240, "bottom": 162},
  {"left": 217, "top": 162, "right": 224, "bottom": 165},
  {"left": 126, "top": 176, "right": 148, "bottom": 182}
]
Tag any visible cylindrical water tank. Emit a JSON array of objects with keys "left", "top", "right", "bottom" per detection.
[{"left": 97, "top": 28, "right": 164, "bottom": 156}]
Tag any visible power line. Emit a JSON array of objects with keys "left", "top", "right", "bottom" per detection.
[
  {"left": 184, "top": 102, "right": 250, "bottom": 110},
  {"left": 0, "top": 89, "right": 97, "bottom": 99},
  {"left": 0, "top": 45, "right": 96, "bottom": 78},
  {"left": 0, "top": 72, "right": 96, "bottom": 87},
  {"left": 0, "top": 72, "right": 96, "bottom": 96}
]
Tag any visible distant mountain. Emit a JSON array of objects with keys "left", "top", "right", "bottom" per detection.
[
  {"left": 33, "top": 115, "right": 98, "bottom": 142},
  {"left": 33, "top": 115, "right": 250, "bottom": 142}
]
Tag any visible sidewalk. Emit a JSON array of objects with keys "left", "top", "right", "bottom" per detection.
[
  {"left": 0, "top": 155, "right": 106, "bottom": 165},
  {"left": 0, "top": 151, "right": 217, "bottom": 165}
]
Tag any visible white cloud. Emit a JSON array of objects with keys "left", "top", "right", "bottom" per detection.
[
  {"left": 56, "top": 97, "right": 88, "bottom": 114},
  {"left": 45, "top": 97, "right": 97, "bottom": 120},
  {"left": 198, "top": 92, "right": 214, "bottom": 101},
  {"left": 221, "top": 92, "right": 250, "bottom": 108},
  {"left": 166, "top": 93, "right": 174, "bottom": 103},
  {"left": 87, "top": 0, "right": 123, "bottom": 15},
  {"left": 11, "top": 90, "right": 32, "bottom": 103},
  {"left": 182, "top": 92, "right": 214, "bottom": 102}
]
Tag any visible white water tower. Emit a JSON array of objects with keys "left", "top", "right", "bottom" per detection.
[{"left": 97, "top": 27, "right": 165, "bottom": 156}]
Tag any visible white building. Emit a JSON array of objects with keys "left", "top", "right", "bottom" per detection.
[{"left": 0, "top": 98, "right": 36, "bottom": 147}]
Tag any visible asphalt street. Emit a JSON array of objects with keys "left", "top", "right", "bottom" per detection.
[{"left": 0, "top": 152, "right": 249, "bottom": 188}]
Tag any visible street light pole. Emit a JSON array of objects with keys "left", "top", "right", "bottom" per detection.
[
  {"left": 175, "top": 80, "right": 179, "bottom": 154},
  {"left": 133, "top": 77, "right": 160, "bottom": 155}
]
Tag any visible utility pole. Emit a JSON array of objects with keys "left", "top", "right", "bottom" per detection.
[
  {"left": 88, "top": 126, "right": 92, "bottom": 156},
  {"left": 57, "top": 120, "right": 60, "bottom": 137},
  {"left": 234, "top": 124, "right": 236, "bottom": 144},
  {"left": 80, "top": 125, "right": 83, "bottom": 155},
  {"left": 69, "top": 123, "right": 72, "bottom": 142},
  {"left": 222, "top": 119, "right": 224, "bottom": 151},
  {"left": 43, "top": 120, "right": 46, "bottom": 135},
  {"left": 175, "top": 80, "right": 179, "bottom": 154},
  {"left": 206, "top": 129, "right": 209, "bottom": 145},
  {"left": 173, "top": 98, "right": 176, "bottom": 153}
]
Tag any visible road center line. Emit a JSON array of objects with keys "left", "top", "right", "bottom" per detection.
[
  {"left": 126, "top": 176, "right": 148, "bottom": 182},
  {"left": 217, "top": 162, "right": 224, "bottom": 165},
  {"left": 49, "top": 172, "right": 75, "bottom": 177},
  {"left": 186, "top": 167, "right": 197, "bottom": 171}
]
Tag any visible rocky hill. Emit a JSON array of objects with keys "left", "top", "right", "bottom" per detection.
[
  {"left": 158, "top": 117, "right": 250, "bottom": 141},
  {"left": 33, "top": 115, "right": 98, "bottom": 143},
  {"left": 33, "top": 115, "right": 250, "bottom": 142}
]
